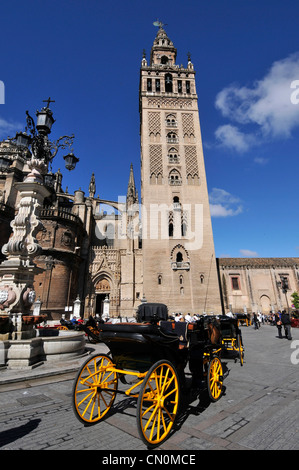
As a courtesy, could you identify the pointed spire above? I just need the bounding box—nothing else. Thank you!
[150,23,177,66]
[126,163,138,206]
[89,172,96,198]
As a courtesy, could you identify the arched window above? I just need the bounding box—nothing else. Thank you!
[158,275,162,285]
[169,223,174,237]
[168,147,179,163]
[165,114,177,127]
[165,73,173,92]
[176,252,183,263]
[167,132,178,143]
[161,55,168,65]
[169,169,181,185]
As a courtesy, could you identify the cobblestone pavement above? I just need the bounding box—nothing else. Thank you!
[0,324,298,452]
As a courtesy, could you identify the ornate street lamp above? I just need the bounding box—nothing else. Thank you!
[0,98,80,340]
[12,97,79,178]
[63,152,79,171]
[44,171,55,187]
[36,106,55,135]
[15,131,31,148]
[0,154,11,172]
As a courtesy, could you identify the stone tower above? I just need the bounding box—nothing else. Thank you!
[139,24,222,314]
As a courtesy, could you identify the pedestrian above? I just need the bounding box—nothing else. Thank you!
[275,311,283,338]
[281,310,292,340]
[185,313,192,323]
[253,312,259,330]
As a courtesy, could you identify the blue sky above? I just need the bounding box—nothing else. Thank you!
[1,0,299,258]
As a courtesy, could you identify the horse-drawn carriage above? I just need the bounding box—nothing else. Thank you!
[73,304,239,448]
[218,315,244,366]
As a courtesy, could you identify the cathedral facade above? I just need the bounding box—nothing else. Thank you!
[0,26,298,319]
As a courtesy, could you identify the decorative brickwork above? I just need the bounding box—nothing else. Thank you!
[147,97,193,108]
[184,146,199,180]
[149,144,163,178]
[148,112,161,135]
[182,113,195,135]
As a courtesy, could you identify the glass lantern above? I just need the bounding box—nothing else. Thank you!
[15,131,31,148]
[63,152,79,171]
[36,108,55,134]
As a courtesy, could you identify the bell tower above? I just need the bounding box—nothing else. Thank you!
[139,23,222,314]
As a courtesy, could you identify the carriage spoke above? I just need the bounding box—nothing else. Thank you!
[73,354,118,424]
[137,361,179,448]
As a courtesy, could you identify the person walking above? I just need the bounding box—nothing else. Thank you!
[275,311,283,338]
[281,310,292,340]
[253,312,259,330]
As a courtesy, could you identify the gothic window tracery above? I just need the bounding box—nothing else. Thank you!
[169,168,181,185]
[168,147,179,163]
[167,131,178,143]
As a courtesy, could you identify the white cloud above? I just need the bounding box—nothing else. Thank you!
[215,124,255,153]
[254,157,268,165]
[0,117,22,139]
[209,187,243,217]
[214,52,299,152]
[239,249,259,257]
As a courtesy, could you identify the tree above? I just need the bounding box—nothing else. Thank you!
[291,292,299,310]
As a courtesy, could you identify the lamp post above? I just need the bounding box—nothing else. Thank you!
[277,277,290,315]
[0,99,79,339]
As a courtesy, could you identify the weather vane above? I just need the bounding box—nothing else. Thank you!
[153,19,167,28]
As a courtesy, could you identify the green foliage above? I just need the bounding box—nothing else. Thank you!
[291,292,299,311]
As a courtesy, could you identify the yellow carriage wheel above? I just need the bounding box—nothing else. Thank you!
[237,334,244,366]
[137,360,180,448]
[57,325,68,330]
[72,354,117,425]
[207,356,223,402]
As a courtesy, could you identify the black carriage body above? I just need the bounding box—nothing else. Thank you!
[99,303,183,372]
[98,305,221,373]
[99,322,183,372]
[218,315,238,338]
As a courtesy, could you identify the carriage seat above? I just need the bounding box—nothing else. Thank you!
[136,302,169,324]
[99,322,161,335]
[160,321,189,348]
[218,316,237,338]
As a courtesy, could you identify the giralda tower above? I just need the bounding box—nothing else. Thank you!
[139,24,222,314]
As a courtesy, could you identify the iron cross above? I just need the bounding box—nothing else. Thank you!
[43,97,55,108]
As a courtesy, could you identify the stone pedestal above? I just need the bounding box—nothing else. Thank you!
[1,331,86,369]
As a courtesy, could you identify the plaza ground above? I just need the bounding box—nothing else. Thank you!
[0,323,298,451]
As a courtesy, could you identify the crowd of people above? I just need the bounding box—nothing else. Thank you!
[170,312,201,323]
[251,310,293,340]
[169,309,294,341]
